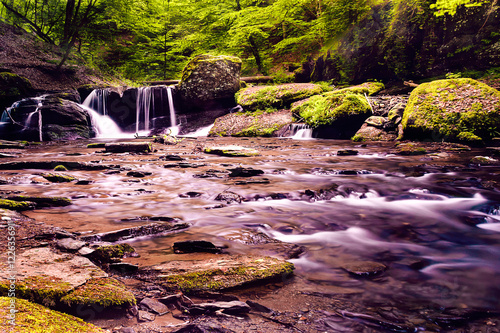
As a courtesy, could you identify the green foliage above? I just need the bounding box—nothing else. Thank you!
[430,0,486,16]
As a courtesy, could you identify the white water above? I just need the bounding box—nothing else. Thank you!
[167,86,176,128]
[83,89,109,115]
[36,103,42,141]
[287,123,313,140]
[136,86,153,133]
[183,124,214,137]
[80,104,126,138]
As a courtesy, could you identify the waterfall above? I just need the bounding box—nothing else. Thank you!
[136,87,153,134]
[167,87,176,128]
[287,123,313,140]
[80,104,124,138]
[36,102,43,141]
[83,89,109,115]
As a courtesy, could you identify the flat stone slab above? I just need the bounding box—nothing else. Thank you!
[342,261,387,277]
[0,247,107,288]
[105,142,152,153]
[139,297,169,315]
[204,145,260,157]
[150,255,294,292]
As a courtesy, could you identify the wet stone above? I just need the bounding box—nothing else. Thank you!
[56,237,86,251]
[179,191,203,198]
[342,261,387,277]
[189,301,251,315]
[126,170,152,177]
[204,145,260,157]
[109,263,139,274]
[215,190,244,204]
[162,154,185,161]
[227,167,264,177]
[246,300,273,313]
[139,297,169,315]
[173,240,222,254]
[137,310,156,322]
[337,150,359,156]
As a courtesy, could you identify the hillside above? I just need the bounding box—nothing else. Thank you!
[0,21,116,93]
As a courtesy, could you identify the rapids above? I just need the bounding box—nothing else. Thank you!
[2,136,500,331]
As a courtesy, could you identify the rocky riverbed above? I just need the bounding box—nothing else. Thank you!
[1,136,500,333]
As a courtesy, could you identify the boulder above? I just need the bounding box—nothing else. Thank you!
[351,115,400,142]
[204,145,260,157]
[0,72,34,111]
[402,78,500,143]
[331,82,385,96]
[236,83,324,111]
[178,54,242,110]
[1,94,92,141]
[291,92,372,139]
[209,109,293,137]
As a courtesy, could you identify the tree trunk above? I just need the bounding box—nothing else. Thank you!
[248,35,264,74]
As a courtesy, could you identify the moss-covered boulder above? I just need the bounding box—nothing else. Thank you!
[89,243,137,264]
[0,199,35,211]
[178,54,242,110]
[291,92,372,139]
[236,83,324,111]
[0,297,106,333]
[41,173,77,183]
[203,145,260,157]
[151,255,294,293]
[0,72,34,111]
[402,78,500,143]
[61,277,136,308]
[209,109,293,137]
[331,82,385,96]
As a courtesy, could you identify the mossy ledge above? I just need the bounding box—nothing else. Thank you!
[0,199,35,211]
[89,244,136,264]
[158,258,294,293]
[61,277,136,308]
[0,297,106,333]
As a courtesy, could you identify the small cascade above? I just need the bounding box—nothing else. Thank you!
[167,86,176,128]
[183,124,214,137]
[288,123,313,140]
[136,87,154,133]
[36,102,43,141]
[83,89,109,115]
[81,104,125,138]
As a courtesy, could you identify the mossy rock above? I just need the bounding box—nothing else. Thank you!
[209,109,293,137]
[54,165,68,171]
[86,143,106,149]
[5,196,71,208]
[41,173,76,183]
[155,255,294,292]
[330,82,385,96]
[0,276,72,308]
[402,78,500,142]
[90,244,136,263]
[178,54,242,108]
[236,83,324,111]
[204,145,260,157]
[0,199,35,211]
[61,277,136,308]
[291,92,371,128]
[0,297,106,333]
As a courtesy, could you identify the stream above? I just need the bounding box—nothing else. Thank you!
[2,136,500,332]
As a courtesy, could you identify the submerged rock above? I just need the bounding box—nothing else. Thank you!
[173,240,222,254]
[6,196,72,207]
[41,172,76,183]
[0,297,106,333]
[227,167,264,177]
[342,261,387,277]
[402,78,500,143]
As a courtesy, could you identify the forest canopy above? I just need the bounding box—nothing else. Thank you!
[0,0,492,81]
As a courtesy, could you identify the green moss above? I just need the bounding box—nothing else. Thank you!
[457,131,483,142]
[91,244,136,263]
[41,173,76,183]
[86,143,106,148]
[236,83,324,111]
[0,276,72,307]
[402,78,500,142]
[351,134,366,142]
[160,259,294,292]
[53,165,68,171]
[203,146,260,157]
[61,277,136,308]
[330,82,385,96]
[396,143,427,155]
[6,196,71,207]
[0,199,34,211]
[0,297,106,333]
[470,156,498,165]
[292,93,371,128]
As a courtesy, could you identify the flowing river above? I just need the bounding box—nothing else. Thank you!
[2,136,500,332]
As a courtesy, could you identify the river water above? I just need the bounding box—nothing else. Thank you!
[2,137,500,331]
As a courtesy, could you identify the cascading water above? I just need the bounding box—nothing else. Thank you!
[166,86,178,136]
[136,86,153,134]
[287,123,313,140]
[83,89,109,115]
